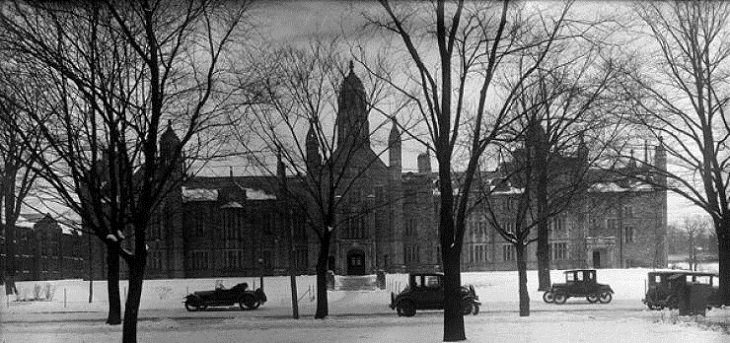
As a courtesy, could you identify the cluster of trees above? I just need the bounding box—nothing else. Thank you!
[0,1,728,342]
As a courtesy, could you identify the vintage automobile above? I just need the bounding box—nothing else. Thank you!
[542,269,614,304]
[643,270,719,310]
[389,272,480,317]
[184,281,267,311]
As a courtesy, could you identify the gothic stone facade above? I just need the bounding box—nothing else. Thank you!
[100,66,667,279]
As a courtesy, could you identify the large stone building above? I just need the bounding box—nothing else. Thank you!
[85,64,667,280]
[1,213,86,283]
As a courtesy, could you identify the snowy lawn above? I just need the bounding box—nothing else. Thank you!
[1,268,728,342]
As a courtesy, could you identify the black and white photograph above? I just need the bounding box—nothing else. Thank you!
[0,1,729,342]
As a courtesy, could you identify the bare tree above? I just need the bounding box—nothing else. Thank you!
[619,1,730,304]
[0,1,250,341]
[682,215,711,271]
[233,39,394,319]
[0,102,42,295]
[366,1,585,339]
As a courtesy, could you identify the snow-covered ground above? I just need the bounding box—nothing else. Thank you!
[1,268,727,342]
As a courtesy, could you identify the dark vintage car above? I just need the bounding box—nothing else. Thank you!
[643,270,719,310]
[184,281,267,311]
[389,272,480,317]
[542,269,614,304]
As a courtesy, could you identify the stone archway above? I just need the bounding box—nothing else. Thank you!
[346,249,366,275]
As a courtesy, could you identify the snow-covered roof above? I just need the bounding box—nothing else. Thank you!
[589,182,654,193]
[491,186,524,195]
[244,188,276,201]
[182,187,219,202]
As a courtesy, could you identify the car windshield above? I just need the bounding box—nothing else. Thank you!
[425,276,441,288]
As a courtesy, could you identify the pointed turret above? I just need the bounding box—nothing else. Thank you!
[306,120,321,171]
[160,120,181,161]
[654,136,666,187]
[389,118,402,177]
[159,120,184,177]
[628,149,637,169]
[337,61,369,149]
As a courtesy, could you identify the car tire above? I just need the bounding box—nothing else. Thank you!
[472,304,480,315]
[553,292,567,304]
[586,294,599,303]
[185,301,200,312]
[461,301,473,315]
[599,292,612,304]
[543,291,555,303]
[240,294,259,310]
[397,300,416,317]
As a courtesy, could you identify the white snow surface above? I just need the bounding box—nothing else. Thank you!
[1,268,727,342]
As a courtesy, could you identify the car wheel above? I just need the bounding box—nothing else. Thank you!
[185,301,200,312]
[599,292,612,304]
[543,291,555,303]
[553,292,567,304]
[240,294,259,310]
[472,304,480,316]
[461,301,473,315]
[586,294,599,303]
[397,301,416,317]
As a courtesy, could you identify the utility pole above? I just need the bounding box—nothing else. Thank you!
[289,207,299,319]
[277,148,298,318]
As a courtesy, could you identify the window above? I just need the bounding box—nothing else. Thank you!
[502,244,515,262]
[623,206,634,218]
[502,220,515,234]
[550,216,566,237]
[477,218,487,235]
[223,249,243,270]
[295,249,308,269]
[404,244,420,264]
[551,242,568,260]
[405,217,417,236]
[191,250,209,270]
[607,218,618,232]
[624,226,634,243]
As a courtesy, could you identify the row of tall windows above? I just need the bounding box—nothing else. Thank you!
[468,217,489,236]
[149,250,164,270]
[343,210,368,239]
[550,242,569,260]
[222,249,245,270]
[404,244,420,264]
[190,250,209,270]
[502,244,515,261]
[469,244,488,263]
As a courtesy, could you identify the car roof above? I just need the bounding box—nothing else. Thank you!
[649,270,718,277]
[563,269,596,273]
[410,272,444,277]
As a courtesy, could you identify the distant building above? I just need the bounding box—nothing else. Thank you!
[1,213,85,282]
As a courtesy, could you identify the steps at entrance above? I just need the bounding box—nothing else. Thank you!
[336,275,377,291]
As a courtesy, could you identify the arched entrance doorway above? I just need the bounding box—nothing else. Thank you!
[346,249,366,275]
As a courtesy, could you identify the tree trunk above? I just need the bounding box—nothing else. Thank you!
[717,217,730,306]
[442,245,465,341]
[3,165,17,296]
[314,231,330,319]
[88,233,93,303]
[536,138,550,291]
[106,244,122,325]
[516,242,530,317]
[122,257,145,343]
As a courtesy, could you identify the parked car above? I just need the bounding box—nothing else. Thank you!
[643,270,719,310]
[389,272,480,317]
[184,281,267,311]
[542,269,614,304]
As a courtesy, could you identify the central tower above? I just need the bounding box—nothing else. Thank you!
[337,61,370,149]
